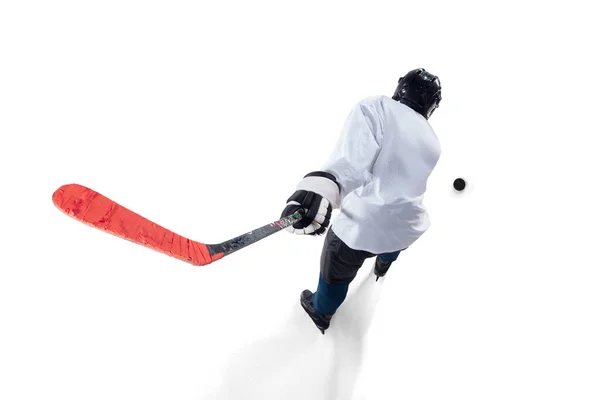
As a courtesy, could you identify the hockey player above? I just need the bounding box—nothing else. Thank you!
[281,68,443,334]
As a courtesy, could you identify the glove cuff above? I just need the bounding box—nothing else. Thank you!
[296,171,341,209]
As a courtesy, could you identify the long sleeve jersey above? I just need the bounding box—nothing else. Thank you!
[321,95,441,254]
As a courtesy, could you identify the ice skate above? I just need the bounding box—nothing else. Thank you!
[374,257,393,281]
[300,290,332,334]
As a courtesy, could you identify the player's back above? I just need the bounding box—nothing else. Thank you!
[330,95,441,253]
[372,95,441,201]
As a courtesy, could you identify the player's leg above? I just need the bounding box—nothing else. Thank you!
[300,227,374,333]
[374,249,403,281]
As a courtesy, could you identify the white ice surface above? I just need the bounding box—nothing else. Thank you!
[211,262,385,400]
[1,1,600,399]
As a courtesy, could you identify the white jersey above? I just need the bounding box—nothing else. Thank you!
[321,95,441,254]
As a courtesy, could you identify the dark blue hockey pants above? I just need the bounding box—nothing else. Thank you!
[311,227,402,317]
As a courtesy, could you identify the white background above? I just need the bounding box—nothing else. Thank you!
[1,1,599,399]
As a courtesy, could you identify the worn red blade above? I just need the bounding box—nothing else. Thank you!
[52,184,223,266]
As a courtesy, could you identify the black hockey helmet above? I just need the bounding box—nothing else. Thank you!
[392,68,442,119]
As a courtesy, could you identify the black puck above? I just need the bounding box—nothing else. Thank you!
[453,178,466,192]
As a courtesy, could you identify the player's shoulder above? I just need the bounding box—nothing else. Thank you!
[355,95,389,107]
[353,95,394,116]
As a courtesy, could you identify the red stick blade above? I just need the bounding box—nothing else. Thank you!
[52,184,221,266]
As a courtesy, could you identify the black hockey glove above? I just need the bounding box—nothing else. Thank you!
[281,171,341,235]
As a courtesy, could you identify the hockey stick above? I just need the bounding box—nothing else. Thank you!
[52,183,304,266]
